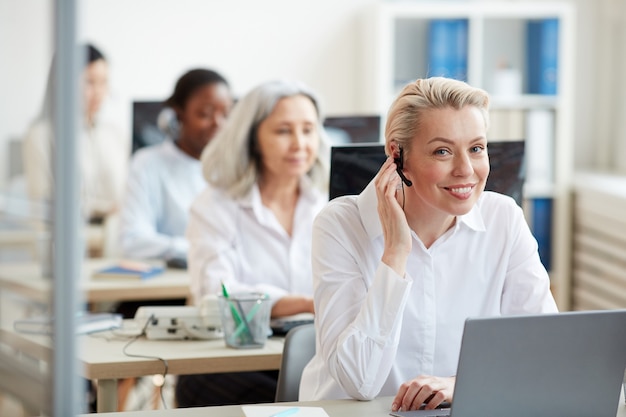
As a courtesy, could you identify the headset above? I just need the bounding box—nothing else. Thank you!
[394,147,413,187]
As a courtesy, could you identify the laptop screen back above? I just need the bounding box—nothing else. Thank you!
[450,310,626,417]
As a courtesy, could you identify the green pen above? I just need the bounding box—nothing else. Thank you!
[221,281,243,327]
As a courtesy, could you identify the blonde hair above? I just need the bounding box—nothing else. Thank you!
[201,79,330,198]
[384,77,490,155]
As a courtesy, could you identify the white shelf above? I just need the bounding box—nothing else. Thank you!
[368,1,576,310]
[574,171,626,198]
[524,182,556,199]
[490,95,558,110]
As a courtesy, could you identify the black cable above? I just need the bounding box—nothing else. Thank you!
[120,314,169,410]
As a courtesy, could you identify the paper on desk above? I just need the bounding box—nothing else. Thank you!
[241,405,329,417]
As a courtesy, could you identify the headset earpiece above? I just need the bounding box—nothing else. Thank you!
[395,147,413,187]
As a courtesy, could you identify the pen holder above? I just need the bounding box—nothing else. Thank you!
[217,293,270,349]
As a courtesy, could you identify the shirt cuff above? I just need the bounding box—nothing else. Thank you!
[165,237,189,260]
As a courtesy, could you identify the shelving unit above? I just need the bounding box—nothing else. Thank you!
[363,1,576,309]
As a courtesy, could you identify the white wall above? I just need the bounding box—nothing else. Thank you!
[0,0,377,189]
[80,0,378,145]
[0,0,53,189]
[567,0,626,173]
[1,0,625,188]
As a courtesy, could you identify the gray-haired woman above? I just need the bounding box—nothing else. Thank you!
[177,79,330,407]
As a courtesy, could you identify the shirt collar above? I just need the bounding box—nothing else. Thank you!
[357,179,487,241]
[357,179,384,241]
[238,175,321,210]
[456,195,486,232]
[164,138,201,163]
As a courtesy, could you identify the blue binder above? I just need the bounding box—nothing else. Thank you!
[427,19,468,81]
[531,197,552,271]
[526,18,559,95]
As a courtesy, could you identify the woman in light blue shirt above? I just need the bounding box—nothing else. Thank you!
[119,69,233,262]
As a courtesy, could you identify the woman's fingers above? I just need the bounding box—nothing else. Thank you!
[391,375,456,411]
[375,157,411,275]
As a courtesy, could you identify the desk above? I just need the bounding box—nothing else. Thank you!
[0,259,195,413]
[0,228,42,259]
[77,393,626,417]
[0,259,190,304]
[0,211,47,261]
[0,329,284,413]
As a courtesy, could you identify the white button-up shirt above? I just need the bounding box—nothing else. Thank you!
[186,178,327,306]
[300,180,558,401]
[23,118,129,218]
[120,140,205,260]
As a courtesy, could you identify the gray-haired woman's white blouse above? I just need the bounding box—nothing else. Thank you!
[186,177,327,307]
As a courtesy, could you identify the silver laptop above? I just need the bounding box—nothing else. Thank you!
[390,309,626,417]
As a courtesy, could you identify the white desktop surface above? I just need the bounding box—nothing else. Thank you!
[0,258,190,303]
[4,324,624,416]
[0,328,284,413]
[77,391,626,417]
[79,333,284,380]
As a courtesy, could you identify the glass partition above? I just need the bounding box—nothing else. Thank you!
[0,0,84,415]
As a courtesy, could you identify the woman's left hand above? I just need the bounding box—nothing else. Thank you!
[270,295,314,317]
[391,375,455,411]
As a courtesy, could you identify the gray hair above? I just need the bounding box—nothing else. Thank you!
[201,79,330,198]
[385,77,490,155]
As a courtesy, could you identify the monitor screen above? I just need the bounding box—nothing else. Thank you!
[329,141,526,206]
[485,140,526,206]
[323,115,381,144]
[329,143,386,200]
[133,105,382,150]
[132,101,167,153]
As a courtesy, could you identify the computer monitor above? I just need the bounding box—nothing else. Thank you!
[329,141,526,206]
[132,100,167,153]
[133,104,382,150]
[323,115,381,144]
[329,143,386,200]
[485,140,526,206]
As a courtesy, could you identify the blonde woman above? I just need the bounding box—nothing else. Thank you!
[300,77,557,410]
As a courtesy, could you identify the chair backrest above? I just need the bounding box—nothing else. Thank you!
[275,323,316,402]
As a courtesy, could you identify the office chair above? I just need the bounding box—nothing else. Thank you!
[274,323,316,402]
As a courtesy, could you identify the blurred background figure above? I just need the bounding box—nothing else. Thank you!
[119,68,233,266]
[112,69,232,412]
[177,79,330,407]
[22,43,129,223]
[21,43,130,256]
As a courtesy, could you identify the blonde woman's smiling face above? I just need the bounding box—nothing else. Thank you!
[402,105,490,219]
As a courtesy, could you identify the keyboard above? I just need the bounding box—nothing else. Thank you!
[269,313,314,336]
[389,402,452,416]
